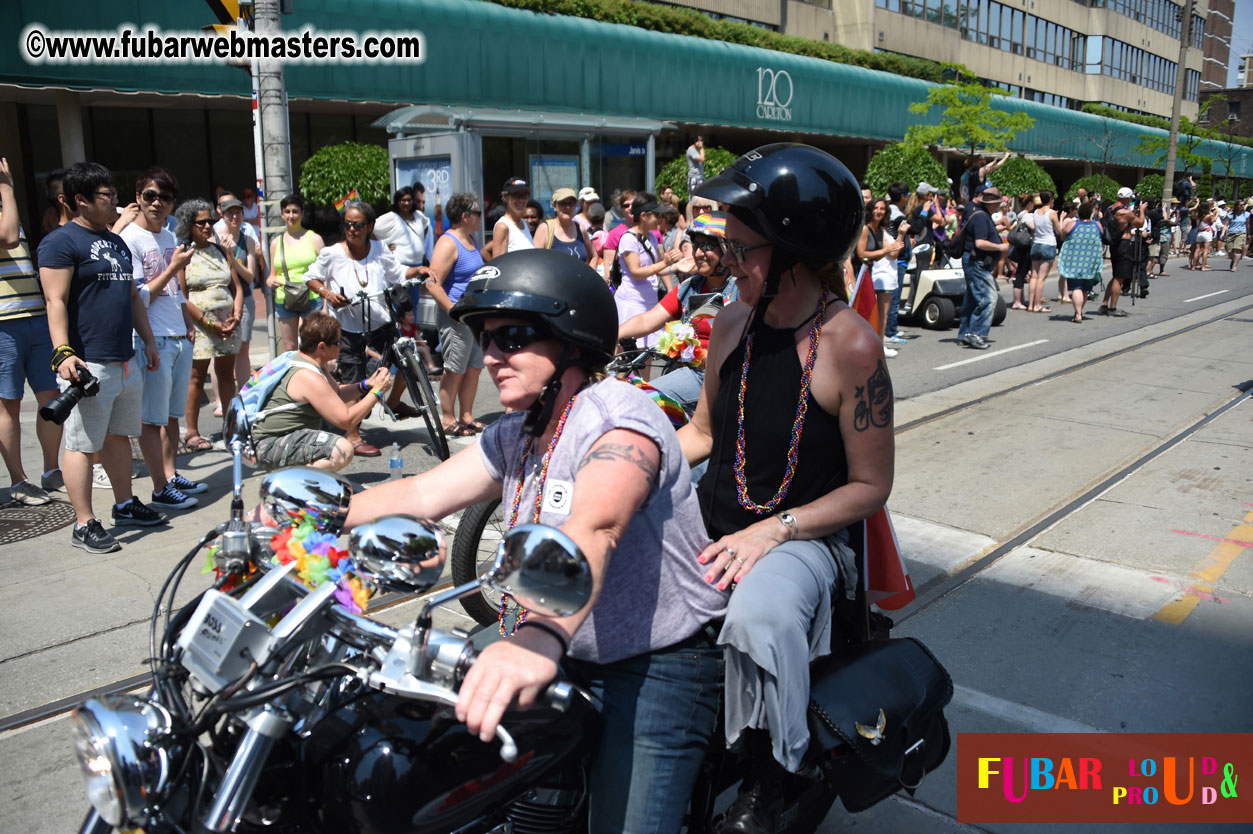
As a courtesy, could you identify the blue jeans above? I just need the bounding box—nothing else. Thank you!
[569,637,723,834]
[886,263,905,336]
[959,252,997,340]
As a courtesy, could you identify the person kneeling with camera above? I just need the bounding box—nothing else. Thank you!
[251,313,391,472]
[37,162,165,554]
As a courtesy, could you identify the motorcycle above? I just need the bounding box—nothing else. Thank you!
[72,398,946,834]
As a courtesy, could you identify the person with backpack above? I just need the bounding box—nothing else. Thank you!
[957,188,1009,350]
[248,313,391,471]
[531,187,596,266]
[1099,188,1146,316]
[613,192,683,347]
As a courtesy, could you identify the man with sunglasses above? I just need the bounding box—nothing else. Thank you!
[119,167,204,510]
[38,162,166,554]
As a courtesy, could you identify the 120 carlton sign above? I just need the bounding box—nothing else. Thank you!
[756,67,793,122]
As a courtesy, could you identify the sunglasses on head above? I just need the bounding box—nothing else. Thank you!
[718,237,771,264]
[344,220,367,230]
[477,323,549,354]
[141,189,174,204]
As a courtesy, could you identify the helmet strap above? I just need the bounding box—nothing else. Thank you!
[760,250,800,303]
[523,345,575,438]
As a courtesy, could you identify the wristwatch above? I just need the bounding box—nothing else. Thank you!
[776,512,799,541]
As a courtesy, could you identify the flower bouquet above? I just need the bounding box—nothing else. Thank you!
[655,321,706,369]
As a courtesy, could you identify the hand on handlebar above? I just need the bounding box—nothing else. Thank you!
[456,633,560,743]
[324,290,349,308]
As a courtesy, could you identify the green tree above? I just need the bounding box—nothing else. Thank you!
[906,65,1035,155]
[1135,174,1164,201]
[863,142,947,197]
[1064,174,1122,202]
[655,146,738,201]
[1133,95,1218,174]
[988,157,1055,197]
[299,142,390,207]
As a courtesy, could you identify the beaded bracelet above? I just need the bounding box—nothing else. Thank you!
[517,621,569,655]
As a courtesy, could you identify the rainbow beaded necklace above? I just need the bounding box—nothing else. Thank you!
[497,390,581,636]
[733,291,828,514]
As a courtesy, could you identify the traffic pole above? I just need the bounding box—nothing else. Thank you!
[254,0,293,359]
[1162,0,1196,207]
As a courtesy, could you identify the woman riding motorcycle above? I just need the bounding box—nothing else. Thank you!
[345,248,728,834]
[618,211,738,414]
[678,144,895,834]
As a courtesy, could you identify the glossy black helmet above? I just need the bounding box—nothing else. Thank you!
[450,249,618,366]
[695,143,863,266]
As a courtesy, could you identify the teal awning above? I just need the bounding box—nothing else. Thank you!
[5,0,1250,176]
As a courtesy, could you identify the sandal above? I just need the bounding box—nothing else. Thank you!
[443,421,476,437]
[1031,306,1052,313]
[1070,316,1083,323]
[184,433,213,452]
[461,420,487,434]
[1011,303,1028,310]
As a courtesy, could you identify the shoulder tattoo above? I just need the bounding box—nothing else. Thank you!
[853,360,893,432]
[577,441,659,482]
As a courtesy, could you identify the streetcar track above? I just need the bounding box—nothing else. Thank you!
[4,301,1251,734]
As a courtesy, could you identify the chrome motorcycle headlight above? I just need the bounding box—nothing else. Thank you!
[71,696,173,827]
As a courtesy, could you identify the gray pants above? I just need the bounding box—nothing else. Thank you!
[719,534,855,772]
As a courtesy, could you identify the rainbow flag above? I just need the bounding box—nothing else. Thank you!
[334,188,360,212]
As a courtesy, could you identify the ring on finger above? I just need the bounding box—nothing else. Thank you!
[734,556,745,568]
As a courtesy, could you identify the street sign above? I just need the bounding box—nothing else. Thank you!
[203,0,242,26]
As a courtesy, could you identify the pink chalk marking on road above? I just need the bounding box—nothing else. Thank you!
[1170,529,1253,548]
[1148,576,1231,604]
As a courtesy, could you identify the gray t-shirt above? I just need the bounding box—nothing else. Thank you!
[479,377,727,664]
[686,145,705,183]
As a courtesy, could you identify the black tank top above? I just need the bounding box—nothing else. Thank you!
[697,307,848,539]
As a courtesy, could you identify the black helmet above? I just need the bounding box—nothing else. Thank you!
[695,143,863,266]
[450,249,618,366]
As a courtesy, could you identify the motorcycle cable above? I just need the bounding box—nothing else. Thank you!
[191,663,362,725]
[149,543,204,684]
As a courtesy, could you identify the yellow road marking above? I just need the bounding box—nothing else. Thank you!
[1152,514,1253,624]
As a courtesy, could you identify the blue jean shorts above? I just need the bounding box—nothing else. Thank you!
[0,315,57,400]
[274,292,323,319]
[137,335,194,425]
[1030,243,1057,263]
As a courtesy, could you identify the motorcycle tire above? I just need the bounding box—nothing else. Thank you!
[451,497,508,625]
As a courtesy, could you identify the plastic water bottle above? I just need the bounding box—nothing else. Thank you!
[388,443,403,480]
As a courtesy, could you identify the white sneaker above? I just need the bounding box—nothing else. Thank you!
[883,347,899,358]
[92,464,111,490]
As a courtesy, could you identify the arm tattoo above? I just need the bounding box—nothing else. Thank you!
[577,442,659,482]
[853,360,893,432]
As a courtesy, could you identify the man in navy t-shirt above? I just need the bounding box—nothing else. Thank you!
[956,188,1009,350]
[38,162,165,554]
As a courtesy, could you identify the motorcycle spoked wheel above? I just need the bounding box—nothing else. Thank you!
[450,497,513,625]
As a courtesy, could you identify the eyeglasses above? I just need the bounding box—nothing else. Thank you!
[344,220,367,230]
[191,218,213,227]
[141,190,175,204]
[477,324,549,354]
[718,237,771,264]
[95,189,118,201]
[555,199,578,209]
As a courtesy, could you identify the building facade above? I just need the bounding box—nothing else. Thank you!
[666,0,1223,119]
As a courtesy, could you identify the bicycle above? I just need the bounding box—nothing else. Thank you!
[341,280,450,461]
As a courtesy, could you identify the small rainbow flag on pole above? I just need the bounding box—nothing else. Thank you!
[334,188,360,212]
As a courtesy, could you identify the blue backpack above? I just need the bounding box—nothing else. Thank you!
[238,351,324,427]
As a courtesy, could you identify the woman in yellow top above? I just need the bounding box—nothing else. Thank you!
[266,193,325,351]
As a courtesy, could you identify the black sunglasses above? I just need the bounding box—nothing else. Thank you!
[477,324,549,354]
[191,218,213,226]
[718,237,771,264]
[323,339,341,347]
[691,237,721,253]
[141,189,175,204]
[344,220,368,230]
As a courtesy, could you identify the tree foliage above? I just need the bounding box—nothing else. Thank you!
[864,143,947,198]
[988,157,1055,197]
[1064,174,1122,202]
[656,146,738,201]
[906,65,1034,155]
[481,0,947,84]
[1135,174,1164,201]
[299,142,390,207]
[1133,95,1218,173]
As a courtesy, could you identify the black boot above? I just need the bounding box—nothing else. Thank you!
[716,730,786,834]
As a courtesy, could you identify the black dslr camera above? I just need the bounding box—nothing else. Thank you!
[39,368,99,425]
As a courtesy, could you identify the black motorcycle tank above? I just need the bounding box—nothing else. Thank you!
[301,690,600,834]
